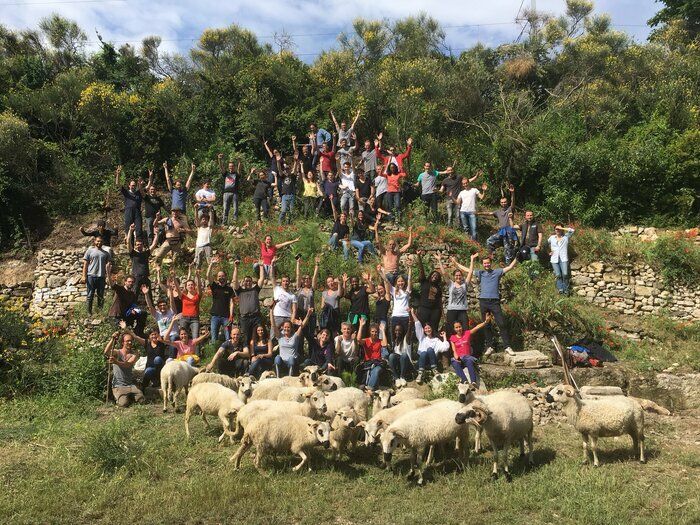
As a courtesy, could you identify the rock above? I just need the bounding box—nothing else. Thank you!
[47,276,66,288]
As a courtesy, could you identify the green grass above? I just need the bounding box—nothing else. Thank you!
[0,396,698,525]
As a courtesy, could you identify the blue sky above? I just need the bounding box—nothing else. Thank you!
[3,0,661,61]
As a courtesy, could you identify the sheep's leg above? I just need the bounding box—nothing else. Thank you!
[473,426,482,453]
[425,445,434,467]
[184,403,193,438]
[217,413,231,444]
[581,433,590,465]
[503,442,512,482]
[589,435,600,467]
[526,429,534,466]
[416,447,426,486]
[162,385,169,412]
[636,432,646,464]
[292,450,308,472]
[230,436,252,470]
[407,448,418,479]
[519,438,525,457]
[490,442,499,480]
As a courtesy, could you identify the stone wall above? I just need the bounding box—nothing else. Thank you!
[571,260,700,320]
[31,249,85,320]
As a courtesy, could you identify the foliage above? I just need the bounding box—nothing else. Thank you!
[82,417,151,477]
[643,232,700,286]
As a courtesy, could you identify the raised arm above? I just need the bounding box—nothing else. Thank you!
[312,255,320,290]
[142,284,157,318]
[503,256,518,274]
[508,183,515,211]
[163,161,172,191]
[295,307,314,337]
[269,300,280,338]
[356,317,366,342]
[275,237,301,250]
[330,110,340,133]
[470,312,493,335]
[350,109,361,129]
[399,226,413,253]
[126,224,135,252]
[185,163,196,190]
[295,255,302,289]
[192,328,211,346]
[119,320,145,346]
[114,165,122,187]
[104,331,119,357]
[263,139,273,159]
[469,168,482,184]
[217,153,225,175]
[162,315,181,344]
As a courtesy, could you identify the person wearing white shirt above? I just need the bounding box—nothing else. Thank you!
[548,224,575,295]
[195,180,217,220]
[339,162,357,218]
[271,264,297,328]
[411,309,450,384]
[194,213,213,269]
[453,176,486,241]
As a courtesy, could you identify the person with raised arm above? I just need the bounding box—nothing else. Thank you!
[450,313,493,386]
[206,259,235,345]
[126,223,158,301]
[119,321,167,389]
[438,252,478,339]
[172,266,202,340]
[162,315,210,366]
[292,134,314,178]
[144,168,165,246]
[453,173,487,241]
[250,231,300,282]
[115,165,145,242]
[415,249,443,333]
[163,160,195,227]
[411,308,450,384]
[104,329,144,407]
[320,273,344,337]
[142,283,176,341]
[358,317,387,395]
[548,223,576,295]
[270,300,313,377]
[80,219,118,253]
[439,166,479,228]
[193,209,215,270]
[106,263,147,338]
[153,208,188,266]
[378,261,412,338]
[345,270,376,338]
[217,153,242,224]
[270,259,297,333]
[375,134,412,175]
[330,108,361,146]
[375,225,413,286]
[483,183,518,264]
[232,255,265,347]
[295,255,320,357]
[194,179,217,221]
[414,161,451,221]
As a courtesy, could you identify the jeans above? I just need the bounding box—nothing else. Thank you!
[278,194,295,225]
[417,349,437,371]
[145,216,156,245]
[420,193,438,219]
[365,363,384,390]
[303,196,318,218]
[486,229,519,264]
[223,192,239,223]
[388,353,413,380]
[388,192,401,219]
[253,197,269,219]
[340,191,355,215]
[452,355,480,386]
[445,199,459,227]
[329,233,349,259]
[252,263,272,280]
[143,356,164,388]
[275,355,300,377]
[179,315,200,340]
[317,195,338,217]
[460,211,477,240]
[124,207,142,239]
[350,240,375,263]
[210,315,230,344]
[552,260,570,293]
[86,275,106,315]
[416,306,441,332]
[240,312,262,348]
[248,356,274,378]
[479,298,511,349]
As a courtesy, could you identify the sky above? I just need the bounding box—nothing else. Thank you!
[1,0,662,61]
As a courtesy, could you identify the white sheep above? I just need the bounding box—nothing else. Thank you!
[325,387,370,421]
[230,414,331,473]
[280,371,315,387]
[390,387,424,405]
[234,390,328,438]
[259,370,277,380]
[380,400,469,485]
[318,374,345,390]
[371,389,393,414]
[546,384,646,467]
[190,373,256,404]
[329,407,359,458]
[277,386,320,402]
[160,360,199,412]
[184,382,244,444]
[455,391,534,481]
[456,382,491,453]
[361,398,431,445]
[249,378,288,401]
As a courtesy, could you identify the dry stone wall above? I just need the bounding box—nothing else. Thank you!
[31,249,85,320]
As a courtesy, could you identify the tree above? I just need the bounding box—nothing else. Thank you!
[649,0,700,38]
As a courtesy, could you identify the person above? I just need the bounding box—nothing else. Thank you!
[548,224,575,295]
[343,271,375,338]
[484,184,518,264]
[438,252,478,340]
[81,219,118,252]
[120,322,167,389]
[330,109,361,146]
[415,250,443,332]
[81,236,111,316]
[232,259,265,349]
[379,263,412,338]
[250,233,300,281]
[194,180,217,222]
[144,170,165,246]
[337,137,356,175]
[246,324,274,378]
[270,262,297,331]
[143,284,177,341]
[385,164,407,223]
[217,154,242,224]
[303,328,334,374]
[302,168,320,218]
[338,161,356,218]
[334,322,358,376]
[248,169,271,221]
[317,170,340,217]
[104,330,144,407]
[206,261,235,344]
[439,166,463,228]
[450,314,492,386]
[354,169,374,213]
[115,165,145,240]
[320,274,344,337]
[357,318,387,394]
[473,255,518,357]
[411,308,450,384]
[205,325,249,376]
[414,161,450,220]
[294,255,319,353]
[386,321,412,388]
[316,134,337,177]
[349,211,376,263]
[126,224,157,298]
[275,161,297,225]
[375,133,412,175]
[292,135,314,178]
[520,210,544,263]
[154,209,188,266]
[375,225,413,286]
[173,269,202,340]
[163,161,195,224]
[107,264,147,338]
[309,122,332,169]
[373,162,389,213]
[454,175,487,241]
[162,316,210,366]
[193,212,214,269]
[361,137,379,193]
[363,194,391,225]
[328,212,350,259]
[270,300,313,377]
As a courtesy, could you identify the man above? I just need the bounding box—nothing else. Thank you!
[194,179,217,222]
[439,166,462,228]
[331,109,361,146]
[483,184,518,264]
[375,133,412,175]
[143,285,177,341]
[107,264,147,338]
[194,212,214,269]
[337,136,356,170]
[317,170,339,218]
[414,161,450,220]
[548,224,576,295]
[275,164,297,225]
[207,261,235,344]
[115,165,144,240]
[473,255,518,357]
[292,135,314,177]
[126,224,157,299]
[343,272,376,338]
[454,176,487,241]
[334,322,359,376]
[217,153,242,224]
[164,161,195,224]
[104,330,144,407]
[315,134,336,176]
[81,236,111,316]
[520,210,544,263]
[338,161,356,218]
[232,258,265,346]
[374,225,413,286]
[154,209,188,266]
[205,326,250,377]
[309,122,332,169]
[81,219,117,252]
[354,169,374,213]
[144,172,165,246]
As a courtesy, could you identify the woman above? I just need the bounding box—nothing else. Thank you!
[247,324,274,378]
[450,313,492,386]
[349,210,376,263]
[385,164,406,223]
[411,308,450,384]
[415,250,443,332]
[328,212,350,259]
[303,328,335,374]
[373,281,390,335]
[270,300,314,377]
[548,224,575,295]
[174,269,202,339]
[251,233,300,281]
[334,322,358,376]
[119,322,167,389]
[357,317,388,394]
[386,322,413,388]
[248,169,271,221]
[379,263,412,338]
[302,170,320,218]
[320,274,344,337]
[163,315,210,366]
[438,252,478,340]
[295,255,319,357]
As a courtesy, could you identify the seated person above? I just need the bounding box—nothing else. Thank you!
[205,326,249,376]
[104,330,144,407]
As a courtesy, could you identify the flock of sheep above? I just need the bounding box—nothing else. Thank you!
[159,360,647,484]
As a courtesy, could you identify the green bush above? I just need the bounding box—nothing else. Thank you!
[83,417,150,477]
[644,233,700,287]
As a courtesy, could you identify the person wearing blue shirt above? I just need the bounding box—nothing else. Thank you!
[163,160,195,227]
[309,122,332,169]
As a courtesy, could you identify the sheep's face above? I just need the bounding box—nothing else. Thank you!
[455,408,475,425]
[312,421,331,446]
[315,375,338,392]
[376,390,392,409]
[380,430,400,462]
[457,382,477,404]
[335,408,357,429]
[304,365,320,382]
[309,391,327,413]
[259,371,276,381]
[364,420,384,445]
[237,376,256,399]
[546,384,574,403]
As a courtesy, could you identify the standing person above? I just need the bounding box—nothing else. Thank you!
[80,219,118,252]
[337,137,356,172]
[315,133,336,177]
[372,166,388,214]
[164,161,196,225]
[194,180,217,221]
[473,255,518,357]
[379,263,412,338]
[317,170,340,218]
[439,166,462,228]
[338,161,357,218]
[263,140,285,208]
[373,280,390,335]
[386,321,413,388]
[144,170,165,246]
[162,316,210,366]
[292,135,314,177]
[126,224,157,303]
[328,212,350,259]
[414,161,450,220]
[354,169,374,213]
[450,314,493,386]
[548,224,575,295]
[375,226,413,286]
[205,326,249,377]
[115,165,144,241]
[375,134,412,175]
[385,164,407,224]
[483,184,518,264]
[302,169,320,218]
[349,211,376,264]
[120,322,167,389]
[437,253,478,339]
[344,271,376,338]
[330,109,361,146]
[173,269,202,341]
[81,236,111,316]
[106,264,147,338]
[103,330,144,407]
[232,258,265,348]
[357,318,387,394]
[206,261,235,345]
[361,138,379,196]
[454,175,487,241]
[270,301,313,377]
[294,255,320,358]
[320,274,344,337]
[217,153,242,224]
[247,169,271,222]
[415,250,443,332]
[275,162,297,225]
[309,122,332,169]
[153,209,187,266]
[245,324,274,378]
[193,212,214,270]
[270,261,297,332]
[411,309,450,384]
[250,233,300,281]
[520,210,544,263]
[334,322,358,376]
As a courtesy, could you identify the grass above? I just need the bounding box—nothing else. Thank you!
[0,396,699,525]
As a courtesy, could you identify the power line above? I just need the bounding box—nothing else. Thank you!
[0,0,124,5]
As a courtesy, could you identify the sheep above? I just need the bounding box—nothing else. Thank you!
[455,391,534,481]
[318,374,345,390]
[184,382,244,444]
[456,382,492,453]
[190,373,256,404]
[259,370,277,381]
[380,400,469,485]
[160,361,199,412]
[390,387,424,405]
[249,378,288,401]
[371,389,393,414]
[329,407,359,458]
[277,386,320,402]
[325,387,370,421]
[361,398,431,445]
[230,414,331,473]
[546,384,646,467]
[280,371,316,387]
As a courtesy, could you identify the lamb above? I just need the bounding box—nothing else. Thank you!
[184,382,244,444]
[190,373,256,404]
[234,390,328,438]
[361,398,431,445]
[546,384,646,467]
[329,407,359,458]
[325,387,370,421]
[380,400,469,485]
[160,360,199,412]
[455,391,534,481]
[230,414,331,473]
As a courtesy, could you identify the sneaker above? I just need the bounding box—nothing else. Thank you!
[505,347,516,356]
[416,371,424,385]
[483,347,494,358]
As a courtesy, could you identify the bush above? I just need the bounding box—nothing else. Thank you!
[644,233,700,287]
[83,417,150,477]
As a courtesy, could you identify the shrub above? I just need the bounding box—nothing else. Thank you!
[644,234,700,287]
[83,417,150,477]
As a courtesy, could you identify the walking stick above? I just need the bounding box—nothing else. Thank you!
[551,335,579,393]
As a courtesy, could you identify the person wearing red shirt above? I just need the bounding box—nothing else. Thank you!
[357,318,387,394]
[250,232,300,281]
[173,269,202,340]
[450,313,492,386]
[315,133,337,175]
[375,134,412,174]
[384,164,407,223]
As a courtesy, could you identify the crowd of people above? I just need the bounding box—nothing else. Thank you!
[81,113,575,407]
